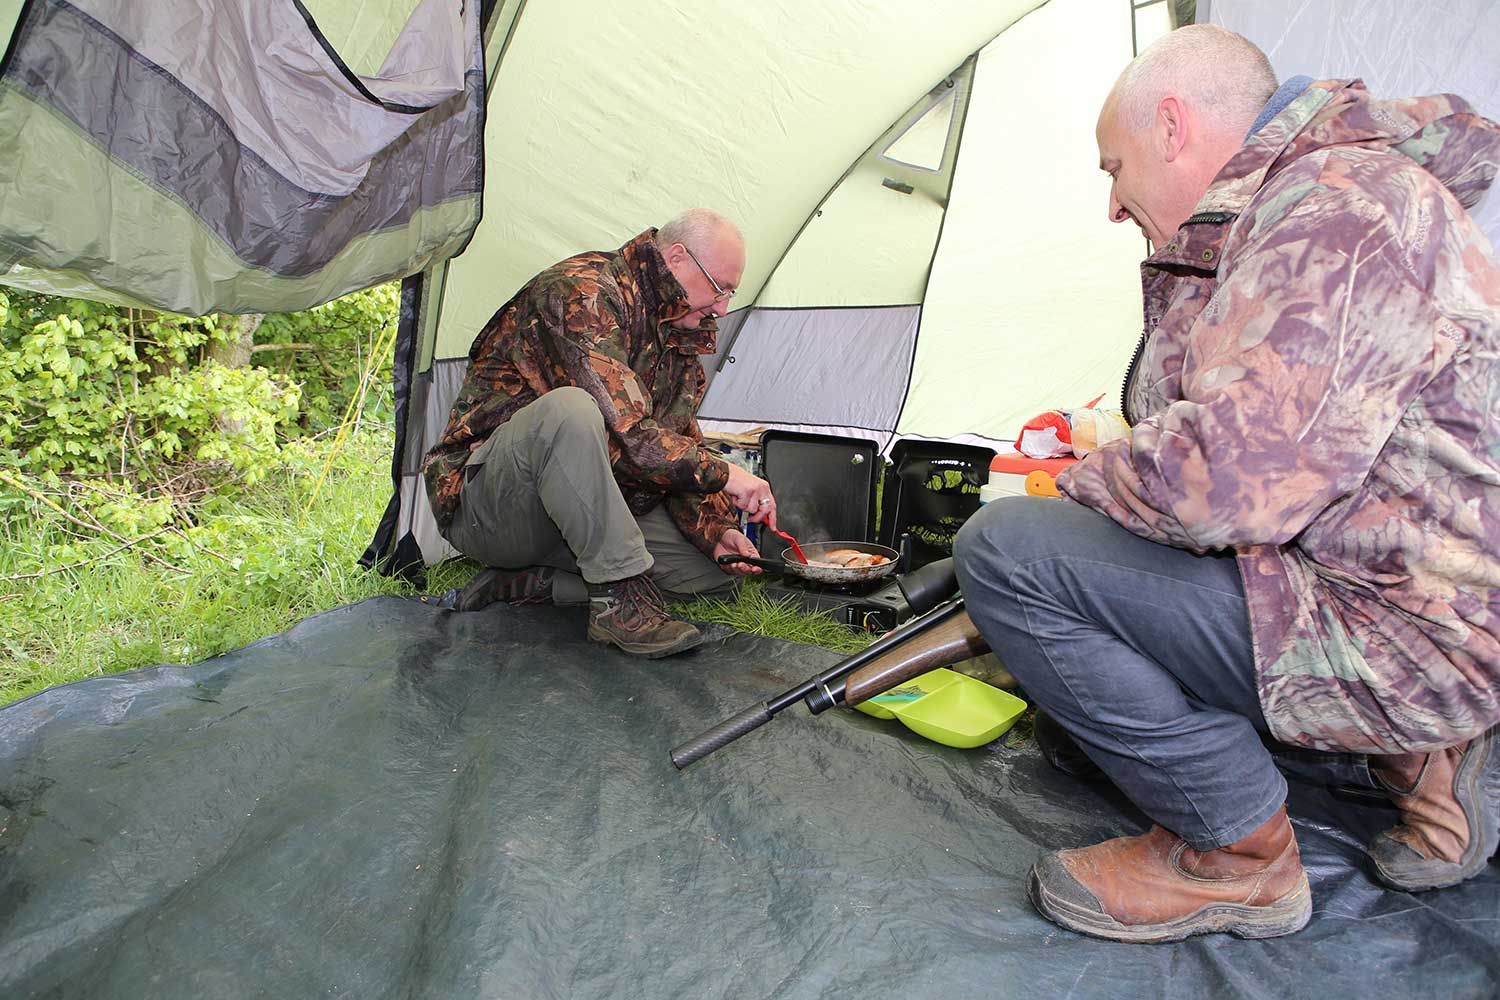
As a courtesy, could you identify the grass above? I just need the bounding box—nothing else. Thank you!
[0,429,461,705]
[0,430,871,707]
[673,577,875,655]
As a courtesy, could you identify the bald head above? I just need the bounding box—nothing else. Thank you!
[1105,25,1277,141]
[656,208,743,257]
[655,208,746,330]
[1095,26,1277,247]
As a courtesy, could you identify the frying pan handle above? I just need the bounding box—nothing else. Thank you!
[717,554,783,572]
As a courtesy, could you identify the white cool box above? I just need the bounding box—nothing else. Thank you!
[978,453,1077,504]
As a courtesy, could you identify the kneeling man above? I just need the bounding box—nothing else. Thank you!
[423,209,775,658]
[955,26,1500,941]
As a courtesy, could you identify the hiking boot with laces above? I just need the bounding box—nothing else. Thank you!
[1367,725,1500,892]
[587,574,703,658]
[450,566,555,612]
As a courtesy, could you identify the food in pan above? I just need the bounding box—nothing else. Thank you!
[807,549,891,569]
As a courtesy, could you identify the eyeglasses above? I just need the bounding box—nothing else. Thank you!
[680,244,735,304]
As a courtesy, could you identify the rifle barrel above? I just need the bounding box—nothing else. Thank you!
[670,598,968,769]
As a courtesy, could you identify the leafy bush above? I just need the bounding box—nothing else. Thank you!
[0,292,300,483]
[0,281,399,484]
[258,282,399,431]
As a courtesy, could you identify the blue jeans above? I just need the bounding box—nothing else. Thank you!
[953,496,1287,850]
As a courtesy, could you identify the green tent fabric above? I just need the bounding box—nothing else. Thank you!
[3,598,1498,998]
[0,0,484,314]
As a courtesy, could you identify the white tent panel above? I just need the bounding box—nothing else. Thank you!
[885,89,958,170]
[0,0,21,56]
[302,0,430,78]
[432,0,1046,360]
[896,0,1151,442]
[1134,0,1174,51]
[754,163,945,308]
[1209,0,1500,253]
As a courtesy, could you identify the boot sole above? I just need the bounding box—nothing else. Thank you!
[1370,728,1500,892]
[1027,868,1313,944]
[587,625,706,659]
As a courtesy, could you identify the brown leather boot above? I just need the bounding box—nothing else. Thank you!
[587,574,704,658]
[450,566,555,611]
[1367,725,1499,892]
[1028,805,1311,942]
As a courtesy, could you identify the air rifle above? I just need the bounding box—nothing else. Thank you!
[670,559,990,769]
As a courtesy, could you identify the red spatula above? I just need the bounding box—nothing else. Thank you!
[767,525,809,564]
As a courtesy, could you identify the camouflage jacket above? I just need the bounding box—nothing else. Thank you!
[1059,80,1500,753]
[422,230,737,556]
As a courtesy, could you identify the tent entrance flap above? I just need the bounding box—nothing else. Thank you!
[0,0,485,315]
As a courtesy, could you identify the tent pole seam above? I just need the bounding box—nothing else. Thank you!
[886,51,979,444]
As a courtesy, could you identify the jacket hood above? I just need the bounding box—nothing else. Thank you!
[1196,79,1500,218]
[1274,79,1500,209]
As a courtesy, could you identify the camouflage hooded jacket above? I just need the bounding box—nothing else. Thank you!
[1059,80,1500,753]
[422,230,737,555]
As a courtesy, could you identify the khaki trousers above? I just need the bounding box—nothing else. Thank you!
[443,387,735,601]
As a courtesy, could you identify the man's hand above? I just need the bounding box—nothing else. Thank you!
[722,462,779,529]
[713,528,763,576]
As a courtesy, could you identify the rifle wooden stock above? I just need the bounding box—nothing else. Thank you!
[841,610,988,706]
[672,598,973,767]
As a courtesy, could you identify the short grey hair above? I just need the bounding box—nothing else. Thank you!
[1111,25,1277,138]
[656,208,741,252]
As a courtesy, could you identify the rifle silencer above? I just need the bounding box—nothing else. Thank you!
[670,702,775,768]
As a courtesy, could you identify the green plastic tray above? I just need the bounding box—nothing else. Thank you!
[854,667,1027,748]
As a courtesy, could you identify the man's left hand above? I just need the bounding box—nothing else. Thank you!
[713,528,763,575]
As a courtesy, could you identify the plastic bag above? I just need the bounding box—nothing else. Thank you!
[1014,407,1130,459]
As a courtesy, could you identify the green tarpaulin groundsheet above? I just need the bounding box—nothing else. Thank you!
[2,597,1497,998]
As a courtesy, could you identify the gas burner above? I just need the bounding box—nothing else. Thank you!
[774,573,888,598]
[760,576,913,634]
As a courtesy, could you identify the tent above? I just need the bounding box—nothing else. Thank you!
[3,2,1500,995]
[368,0,1169,569]
[5,1,1497,571]
[364,0,1500,570]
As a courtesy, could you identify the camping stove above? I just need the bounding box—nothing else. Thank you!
[761,575,912,634]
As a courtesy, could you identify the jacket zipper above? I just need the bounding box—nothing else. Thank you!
[1120,331,1146,426]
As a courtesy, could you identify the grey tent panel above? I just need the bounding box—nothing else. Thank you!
[401,357,467,476]
[701,308,748,391]
[698,306,920,432]
[2,598,1497,997]
[395,357,467,562]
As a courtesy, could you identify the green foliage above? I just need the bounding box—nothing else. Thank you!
[0,291,301,482]
[258,282,399,431]
[673,579,873,654]
[0,280,409,702]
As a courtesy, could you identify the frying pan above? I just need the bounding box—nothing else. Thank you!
[717,540,901,586]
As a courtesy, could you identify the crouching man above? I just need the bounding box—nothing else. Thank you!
[955,25,1500,941]
[422,209,775,658]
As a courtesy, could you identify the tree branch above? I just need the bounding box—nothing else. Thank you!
[0,471,190,574]
[0,527,178,582]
